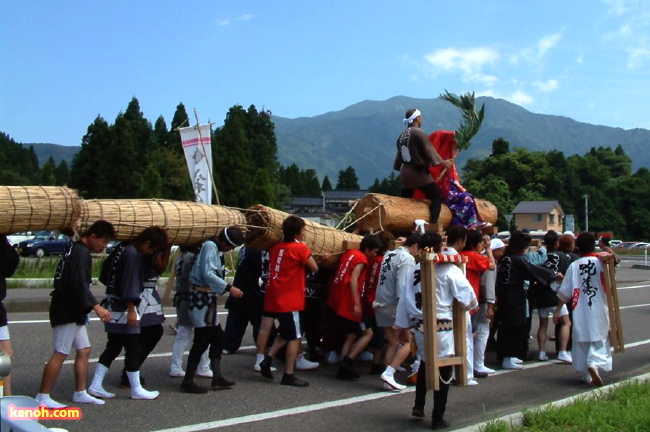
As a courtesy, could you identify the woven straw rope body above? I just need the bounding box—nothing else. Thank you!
[245,204,362,269]
[354,193,497,234]
[78,199,245,246]
[0,186,81,234]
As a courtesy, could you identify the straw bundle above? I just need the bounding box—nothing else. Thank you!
[0,186,81,234]
[245,204,362,269]
[354,193,498,234]
[78,199,246,246]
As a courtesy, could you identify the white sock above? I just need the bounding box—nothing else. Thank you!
[72,390,105,405]
[88,363,116,398]
[384,366,395,376]
[256,354,265,364]
[35,393,67,409]
[127,370,159,400]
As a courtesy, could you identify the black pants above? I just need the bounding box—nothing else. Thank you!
[414,361,453,422]
[137,324,163,368]
[98,332,142,372]
[188,324,224,364]
[223,302,263,353]
[497,324,528,360]
[401,182,443,223]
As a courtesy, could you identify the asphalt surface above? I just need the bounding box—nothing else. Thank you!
[3,259,650,432]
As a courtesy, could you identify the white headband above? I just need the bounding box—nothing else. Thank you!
[223,227,238,247]
[403,109,421,126]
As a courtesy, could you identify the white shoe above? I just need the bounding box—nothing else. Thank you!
[537,352,548,361]
[467,379,479,386]
[197,369,213,378]
[169,370,185,378]
[222,349,234,355]
[72,390,105,405]
[87,386,116,399]
[502,358,524,370]
[380,371,406,390]
[295,355,319,370]
[326,351,340,364]
[35,393,67,409]
[396,365,406,372]
[513,358,524,364]
[583,372,593,384]
[474,366,495,374]
[382,382,402,392]
[254,362,278,372]
[557,351,573,363]
[358,351,373,362]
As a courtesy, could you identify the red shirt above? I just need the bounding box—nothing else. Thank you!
[264,241,312,313]
[327,250,368,322]
[460,250,491,304]
[362,254,384,316]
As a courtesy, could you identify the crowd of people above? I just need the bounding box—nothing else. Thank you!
[0,216,619,430]
[0,106,618,429]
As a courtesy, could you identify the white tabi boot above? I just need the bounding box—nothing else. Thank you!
[128,370,159,400]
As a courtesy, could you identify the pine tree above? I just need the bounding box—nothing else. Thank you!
[54,160,69,186]
[336,166,360,190]
[69,116,112,197]
[321,175,333,191]
[40,156,57,185]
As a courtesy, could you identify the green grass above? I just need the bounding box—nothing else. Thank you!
[481,380,650,432]
[7,249,239,288]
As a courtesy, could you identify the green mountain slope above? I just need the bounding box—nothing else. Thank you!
[23,96,649,188]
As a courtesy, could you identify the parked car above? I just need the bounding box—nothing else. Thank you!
[628,242,650,250]
[17,231,70,258]
[6,231,37,248]
[609,240,622,248]
[617,241,638,249]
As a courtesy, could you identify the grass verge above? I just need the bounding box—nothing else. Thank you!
[481,380,650,431]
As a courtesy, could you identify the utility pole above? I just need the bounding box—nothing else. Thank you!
[583,194,589,232]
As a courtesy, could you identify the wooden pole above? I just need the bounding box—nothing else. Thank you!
[193,109,220,206]
[162,248,181,304]
[600,255,624,353]
[420,249,440,390]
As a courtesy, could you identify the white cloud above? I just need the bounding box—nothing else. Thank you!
[533,79,559,92]
[509,91,534,106]
[236,14,255,22]
[424,47,500,85]
[521,33,562,62]
[216,13,255,26]
[627,47,650,68]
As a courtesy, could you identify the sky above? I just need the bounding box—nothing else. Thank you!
[1,0,649,147]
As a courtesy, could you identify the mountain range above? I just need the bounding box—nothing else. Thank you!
[23,96,650,188]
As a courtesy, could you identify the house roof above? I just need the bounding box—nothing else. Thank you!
[323,190,368,200]
[512,200,564,215]
[292,197,323,206]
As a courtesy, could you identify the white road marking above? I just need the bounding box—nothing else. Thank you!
[145,338,650,432]
[620,303,650,310]
[8,312,228,325]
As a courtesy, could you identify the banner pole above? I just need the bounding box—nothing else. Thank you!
[194,108,220,205]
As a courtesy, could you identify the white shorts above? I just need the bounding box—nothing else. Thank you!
[374,304,398,328]
[0,325,9,341]
[53,323,91,355]
[537,304,568,318]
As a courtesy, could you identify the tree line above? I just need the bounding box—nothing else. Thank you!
[0,98,361,210]
[2,97,648,240]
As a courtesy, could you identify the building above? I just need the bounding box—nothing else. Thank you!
[286,190,368,228]
[511,200,564,232]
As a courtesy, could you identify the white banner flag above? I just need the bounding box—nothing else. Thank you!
[178,124,213,204]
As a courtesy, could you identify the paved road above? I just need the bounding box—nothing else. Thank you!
[4,260,650,432]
